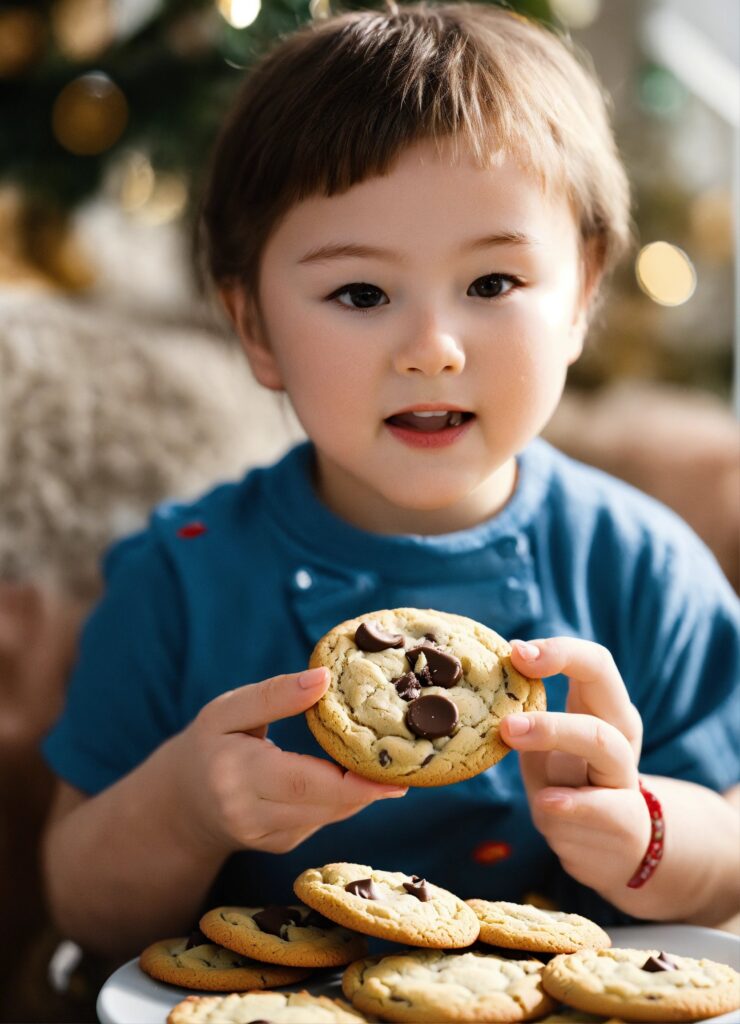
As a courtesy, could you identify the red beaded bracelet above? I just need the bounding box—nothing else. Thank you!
[627,780,665,889]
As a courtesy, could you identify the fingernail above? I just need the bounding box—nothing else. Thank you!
[512,640,540,661]
[382,788,408,799]
[298,668,328,689]
[505,714,532,736]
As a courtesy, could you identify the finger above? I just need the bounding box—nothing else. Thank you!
[510,637,642,756]
[532,786,651,861]
[253,796,382,835]
[500,712,639,789]
[518,749,589,794]
[534,785,647,823]
[251,740,408,805]
[201,668,331,734]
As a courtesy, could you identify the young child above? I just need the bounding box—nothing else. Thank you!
[0,292,295,1018]
[41,3,739,962]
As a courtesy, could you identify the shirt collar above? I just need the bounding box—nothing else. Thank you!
[262,441,553,646]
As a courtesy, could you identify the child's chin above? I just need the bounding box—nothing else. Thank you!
[382,481,472,512]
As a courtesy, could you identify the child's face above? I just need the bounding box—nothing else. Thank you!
[235,138,591,534]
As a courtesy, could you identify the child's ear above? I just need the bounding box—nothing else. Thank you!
[218,283,284,392]
[567,237,604,365]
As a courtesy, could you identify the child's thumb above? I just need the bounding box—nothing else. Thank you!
[202,667,330,734]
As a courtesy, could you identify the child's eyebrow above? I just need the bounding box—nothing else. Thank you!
[296,231,538,267]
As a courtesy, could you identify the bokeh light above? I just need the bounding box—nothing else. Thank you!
[550,0,601,30]
[52,73,128,155]
[635,241,697,306]
[51,0,112,62]
[217,0,261,29]
[0,8,47,77]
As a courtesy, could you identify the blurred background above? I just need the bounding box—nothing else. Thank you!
[0,0,738,1020]
[0,0,737,560]
[1,0,737,396]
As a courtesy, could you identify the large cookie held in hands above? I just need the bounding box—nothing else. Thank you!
[305,607,545,786]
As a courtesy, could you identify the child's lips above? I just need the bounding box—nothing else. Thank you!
[384,412,476,448]
[384,410,474,432]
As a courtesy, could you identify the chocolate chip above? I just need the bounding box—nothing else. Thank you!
[302,909,332,929]
[405,694,459,739]
[502,665,509,687]
[393,671,421,701]
[345,878,381,900]
[379,749,392,767]
[252,905,301,937]
[642,953,678,972]
[403,875,432,902]
[506,691,519,700]
[185,929,208,949]
[355,621,404,652]
[407,646,462,687]
[423,633,437,642]
[422,753,434,766]
[416,663,433,687]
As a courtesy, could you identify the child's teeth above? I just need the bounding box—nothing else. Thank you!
[448,412,463,426]
[413,411,448,417]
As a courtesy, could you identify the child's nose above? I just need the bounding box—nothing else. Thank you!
[392,314,466,376]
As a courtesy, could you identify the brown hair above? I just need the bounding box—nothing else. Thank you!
[198,2,632,311]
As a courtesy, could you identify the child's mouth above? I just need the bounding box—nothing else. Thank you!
[384,410,476,448]
[384,410,474,432]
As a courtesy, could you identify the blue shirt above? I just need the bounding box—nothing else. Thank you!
[43,439,740,924]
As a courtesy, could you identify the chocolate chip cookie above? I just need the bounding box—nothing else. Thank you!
[199,903,367,967]
[541,947,740,1022]
[342,949,556,1022]
[305,608,545,786]
[138,933,311,991]
[167,990,368,1024]
[467,899,611,954]
[293,862,480,948]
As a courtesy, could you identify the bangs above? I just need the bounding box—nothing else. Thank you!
[200,4,631,294]
[279,14,562,200]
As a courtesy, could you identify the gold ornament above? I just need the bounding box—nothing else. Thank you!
[52,72,128,156]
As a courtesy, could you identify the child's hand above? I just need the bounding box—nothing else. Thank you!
[500,638,649,896]
[173,667,407,856]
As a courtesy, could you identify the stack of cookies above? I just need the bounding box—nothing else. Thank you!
[140,612,739,1021]
[141,861,740,1023]
[139,900,370,1022]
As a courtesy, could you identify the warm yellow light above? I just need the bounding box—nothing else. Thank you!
[635,241,696,306]
[52,0,112,61]
[52,72,128,156]
[309,0,332,20]
[217,0,261,29]
[133,173,188,226]
[119,153,156,212]
[550,0,601,29]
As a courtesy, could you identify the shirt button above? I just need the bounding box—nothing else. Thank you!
[504,577,529,612]
[355,573,375,593]
[495,535,526,561]
[293,568,313,590]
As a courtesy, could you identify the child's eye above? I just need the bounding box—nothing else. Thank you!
[328,283,389,311]
[467,274,521,299]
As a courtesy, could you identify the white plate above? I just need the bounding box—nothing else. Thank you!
[97,924,740,1024]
